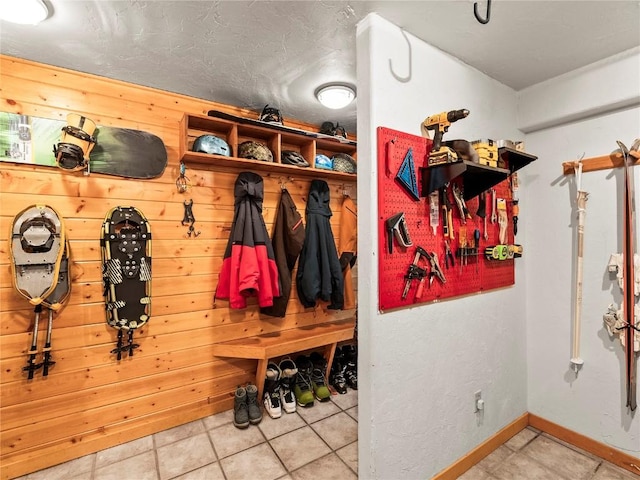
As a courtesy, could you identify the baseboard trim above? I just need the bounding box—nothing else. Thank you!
[528,413,640,476]
[432,412,529,480]
[433,412,640,479]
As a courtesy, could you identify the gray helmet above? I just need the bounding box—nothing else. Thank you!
[281,150,309,167]
[314,154,333,170]
[238,140,273,162]
[332,153,357,174]
[192,135,231,156]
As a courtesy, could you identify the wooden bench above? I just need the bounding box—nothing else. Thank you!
[211,318,356,395]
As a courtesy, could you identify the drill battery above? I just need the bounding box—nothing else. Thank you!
[471,139,498,168]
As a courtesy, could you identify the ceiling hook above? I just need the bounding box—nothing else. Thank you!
[474,0,492,25]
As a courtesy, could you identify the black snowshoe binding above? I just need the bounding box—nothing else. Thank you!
[101,206,152,360]
[10,205,70,378]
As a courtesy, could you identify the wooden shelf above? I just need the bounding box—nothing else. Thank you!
[180,151,358,181]
[562,151,640,175]
[179,113,357,182]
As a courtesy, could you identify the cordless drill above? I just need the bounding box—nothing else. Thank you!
[421,109,470,165]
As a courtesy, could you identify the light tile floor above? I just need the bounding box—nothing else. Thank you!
[458,427,640,480]
[15,394,640,480]
[16,388,359,480]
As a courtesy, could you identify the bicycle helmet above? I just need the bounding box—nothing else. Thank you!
[281,150,309,167]
[238,140,273,162]
[320,121,347,139]
[314,154,333,170]
[192,135,231,157]
[259,104,283,125]
[332,153,357,174]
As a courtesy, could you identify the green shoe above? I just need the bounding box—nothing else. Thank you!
[293,356,315,407]
[311,367,331,402]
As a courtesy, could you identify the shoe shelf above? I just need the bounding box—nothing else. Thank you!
[211,318,356,397]
[179,113,358,182]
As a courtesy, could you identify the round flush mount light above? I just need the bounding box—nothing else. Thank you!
[315,84,356,110]
[0,0,49,25]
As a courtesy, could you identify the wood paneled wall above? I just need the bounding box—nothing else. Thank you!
[0,56,356,480]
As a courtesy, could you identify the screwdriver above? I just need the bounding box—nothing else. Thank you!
[473,228,480,273]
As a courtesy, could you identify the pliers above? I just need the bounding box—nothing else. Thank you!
[444,240,455,269]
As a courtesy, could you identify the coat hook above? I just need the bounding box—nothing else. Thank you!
[388,29,412,83]
[474,0,492,24]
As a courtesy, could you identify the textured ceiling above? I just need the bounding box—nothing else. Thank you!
[1,0,639,134]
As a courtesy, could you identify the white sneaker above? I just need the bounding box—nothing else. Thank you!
[263,363,282,419]
[279,358,298,414]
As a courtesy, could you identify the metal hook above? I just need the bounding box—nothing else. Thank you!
[388,29,412,83]
[474,0,492,24]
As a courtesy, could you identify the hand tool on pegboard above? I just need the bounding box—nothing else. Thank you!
[490,188,497,224]
[429,191,439,235]
[402,246,429,300]
[386,212,412,253]
[452,183,471,224]
[420,109,470,166]
[477,191,488,240]
[396,148,420,200]
[511,173,519,236]
[425,250,446,286]
[444,240,455,269]
[441,184,454,241]
[497,198,508,244]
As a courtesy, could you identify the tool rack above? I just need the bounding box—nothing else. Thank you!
[376,126,537,312]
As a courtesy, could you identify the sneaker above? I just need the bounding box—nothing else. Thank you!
[263,363,282,419]
[293,355,315,407]
[233,386,250,429]
[279,357,298,414]
[246,384,263,424]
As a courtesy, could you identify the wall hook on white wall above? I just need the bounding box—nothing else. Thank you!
[474,0,492,25]
[388,29,412,83]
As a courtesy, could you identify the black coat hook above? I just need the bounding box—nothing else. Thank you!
[474,0,492,24]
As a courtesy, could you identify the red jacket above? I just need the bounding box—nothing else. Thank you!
[216,172,280,309]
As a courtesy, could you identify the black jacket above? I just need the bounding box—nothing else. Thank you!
[261,189,305,317]
[296,180,344,309]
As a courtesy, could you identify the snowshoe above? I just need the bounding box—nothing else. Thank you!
[101,206,151,359]
[10,204,66,306]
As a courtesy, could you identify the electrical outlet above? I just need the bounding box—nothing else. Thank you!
[474,390,482,412]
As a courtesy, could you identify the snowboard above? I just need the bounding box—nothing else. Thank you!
[207,109,357,146]
[0,112,167,179]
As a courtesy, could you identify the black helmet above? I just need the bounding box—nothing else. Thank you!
[260,104,283,125]
[331,153,356,174]
[238,140,273,162]
[320,121,347,139]
[192,135,231,156]
[281,150,309,167]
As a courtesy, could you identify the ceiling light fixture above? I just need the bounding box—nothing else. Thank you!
[0,0,49,25]
[315,84,356,110]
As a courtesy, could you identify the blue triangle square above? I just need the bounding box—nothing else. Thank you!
[396,148,420,200]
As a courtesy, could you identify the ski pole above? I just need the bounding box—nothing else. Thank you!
[23,304,43,379]
[42,308,56,376]
[571,159,587,372]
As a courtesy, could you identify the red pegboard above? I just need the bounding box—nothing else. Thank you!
[377,127,516,312]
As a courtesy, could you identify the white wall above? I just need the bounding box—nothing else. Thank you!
[357,14,528,479]
[521,50,640,456]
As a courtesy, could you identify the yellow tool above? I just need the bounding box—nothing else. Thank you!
[421,109,470,166]
[497,198,508,244]
[471,139,498,168]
